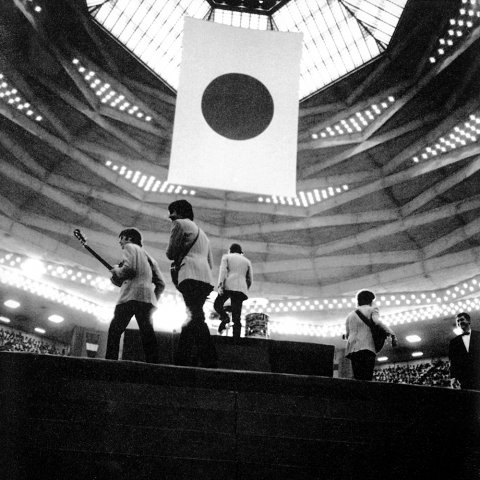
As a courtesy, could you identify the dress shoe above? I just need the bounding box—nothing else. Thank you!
[218,319,228,334]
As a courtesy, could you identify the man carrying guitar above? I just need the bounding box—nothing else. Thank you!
[344,290,397,381]
[106,228,165,363]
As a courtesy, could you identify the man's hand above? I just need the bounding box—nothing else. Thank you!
[110,266,123,287]
[110,274,122,287]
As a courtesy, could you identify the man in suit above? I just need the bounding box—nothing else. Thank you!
[166,199,217,368]
[106,228,165,363]
[345,290,397,381]
[449,312,480,390]
[214,243,253,340]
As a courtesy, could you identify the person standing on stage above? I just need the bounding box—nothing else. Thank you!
[106,228,165,363]
[166,200,218,368]
[345,289,397,381]
[449,312,480,390]
[214,243,253,340]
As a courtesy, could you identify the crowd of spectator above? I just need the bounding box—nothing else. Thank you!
[373,359,456,388]
[0,326,69,356]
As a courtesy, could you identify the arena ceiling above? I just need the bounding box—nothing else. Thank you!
[87,0,408,98]
[0,0,479,363]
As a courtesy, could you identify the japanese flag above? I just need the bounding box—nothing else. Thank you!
[168,17,303,197]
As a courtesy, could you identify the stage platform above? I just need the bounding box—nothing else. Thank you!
[1,352,479,480]
[122,330,336,377]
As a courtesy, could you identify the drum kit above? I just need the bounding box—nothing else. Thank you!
[245,313,269,338]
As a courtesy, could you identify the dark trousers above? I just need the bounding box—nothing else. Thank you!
[214,290,247,334]
[176,279,217,368]
[106,300,158,363]
[349,349,376,381]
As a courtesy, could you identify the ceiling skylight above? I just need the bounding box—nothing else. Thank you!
[88,0,408,99]
[273,0,407,97]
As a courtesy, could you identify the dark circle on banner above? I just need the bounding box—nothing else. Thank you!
[201,73,274,141]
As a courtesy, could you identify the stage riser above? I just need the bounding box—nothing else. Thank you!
[1,352,479,480]
[123,330,336,377]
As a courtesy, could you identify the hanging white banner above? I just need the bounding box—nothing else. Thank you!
[168,17,302,197]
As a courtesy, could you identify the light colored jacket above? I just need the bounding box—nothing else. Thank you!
[166,218,213,286]
[112,243,165,307]
[217,252,252,297]
[345,305,395,356]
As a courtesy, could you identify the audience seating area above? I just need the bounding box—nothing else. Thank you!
[373,359,456,388]
[0,326,69,356]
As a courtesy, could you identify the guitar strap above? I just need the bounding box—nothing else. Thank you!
[355,309,374,329]
[145,252,157,277]
[176,227,200,268]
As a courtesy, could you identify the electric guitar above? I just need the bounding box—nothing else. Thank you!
[73,229,122,287]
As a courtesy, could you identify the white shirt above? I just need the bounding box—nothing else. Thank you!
[462,332,471,352]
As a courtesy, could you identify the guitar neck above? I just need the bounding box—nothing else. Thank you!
[83,245,113,271]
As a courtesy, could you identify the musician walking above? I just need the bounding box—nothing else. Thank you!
[166,200,218,368]
[215,243,253,340]
[106,228,165,363]
[344,290,397,381]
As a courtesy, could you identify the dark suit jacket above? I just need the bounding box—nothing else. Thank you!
[449,330,480,390]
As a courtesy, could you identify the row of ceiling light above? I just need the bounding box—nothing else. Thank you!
[264,303,468,338]
[309,96,396,140]
[3,251,480,317]
[105,160,195,195]
[266,279,480,313]
[72,58,154,123]
[0,254,114,292]
[1,257,475,341]
[412,114,479,165]
[258,184,349,207]
[0,73,43,122]
[429,0,480,66]
[105,157,349,207]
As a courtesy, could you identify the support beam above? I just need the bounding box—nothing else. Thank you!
[314,193,480,256]
[400,154,480,217]
[299,114,438,176]
[254,251,421,275]
[306,143,480,216]
[424,216,480,259]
